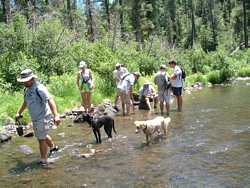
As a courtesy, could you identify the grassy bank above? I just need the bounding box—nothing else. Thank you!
[1,64,250,129]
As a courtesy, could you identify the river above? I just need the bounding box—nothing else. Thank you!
[0,81,250,187]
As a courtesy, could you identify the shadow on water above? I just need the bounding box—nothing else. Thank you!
[8,160,49,176]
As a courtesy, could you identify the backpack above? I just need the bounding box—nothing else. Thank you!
[180,67,186,81]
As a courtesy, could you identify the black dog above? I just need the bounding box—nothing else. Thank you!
[79,113,117,144]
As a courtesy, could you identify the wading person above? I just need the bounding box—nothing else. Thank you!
[117,72,140,116]
[138,81,157,111]
[16,69,60,166]
[154,65,171,116]
[113,63,128,111]
[77,61,94,113]
[169,60,183,112]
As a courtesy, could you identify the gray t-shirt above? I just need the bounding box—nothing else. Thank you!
[154,71,170,91]
[24,81,52,122]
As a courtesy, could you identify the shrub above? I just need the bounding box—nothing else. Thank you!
[208,71,221,84]
[238,66,250,77]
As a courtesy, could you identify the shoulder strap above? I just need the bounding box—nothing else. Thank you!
[35,87,43,102]
[121,73,131,80]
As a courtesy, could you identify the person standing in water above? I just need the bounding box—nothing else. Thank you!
[154,65,171,116]
[113,63,128,111]
[77,61,94,113]
[16,69,60,166]
[169,60,183,112]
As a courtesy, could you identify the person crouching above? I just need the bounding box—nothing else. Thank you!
[138,81,158,111]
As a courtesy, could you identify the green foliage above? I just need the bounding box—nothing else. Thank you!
[238,66,250,77]
[208,71,221,84]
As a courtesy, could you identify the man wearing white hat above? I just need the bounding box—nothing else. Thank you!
[113,63,128,111]
[117,71,141,116]
[16,69,61,166]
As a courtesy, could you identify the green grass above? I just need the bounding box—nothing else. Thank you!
[185,73,208,86]
[238,65,250,77]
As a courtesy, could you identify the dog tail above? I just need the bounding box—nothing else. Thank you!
[112,119,117,134]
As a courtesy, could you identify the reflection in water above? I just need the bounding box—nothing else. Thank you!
[0,81,250,187]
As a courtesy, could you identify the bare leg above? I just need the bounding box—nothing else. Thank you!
[177,96,182,112]
[80,92,84,107]
[165,102,170,116]
[120,92,126,116]
[45,135,53,148]
[86,92,91,112]
[39,139,48,161]
[160,101,164,115]
[145,97,151,110]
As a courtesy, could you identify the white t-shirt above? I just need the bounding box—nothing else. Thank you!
[117,73,135,93]
[171,65,183,88]
[113,67,128,85]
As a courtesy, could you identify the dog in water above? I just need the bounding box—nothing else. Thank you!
[134,116,171,145]
[79,113,117,144]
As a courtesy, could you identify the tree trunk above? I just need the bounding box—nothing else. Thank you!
[1,0,11,24]
[67,0,73,29]
[73,0,77,9]
[132,0,142,50]
[104,0,111,31]
[86,0,97,42]
[243,0,248,48]
[190,0,196,47]
[119,0,125,40]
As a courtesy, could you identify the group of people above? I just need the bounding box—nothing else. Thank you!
[14,59,183,165]
[113,60,184,116]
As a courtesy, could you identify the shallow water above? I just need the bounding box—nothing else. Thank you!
[0,81,250,188]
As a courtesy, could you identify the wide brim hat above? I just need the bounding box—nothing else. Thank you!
[79,61,87,68]
[17,69,37,83]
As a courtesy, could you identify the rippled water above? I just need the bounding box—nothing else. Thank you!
[0,81,250,187]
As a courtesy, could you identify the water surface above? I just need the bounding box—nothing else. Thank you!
[0,81,250,187]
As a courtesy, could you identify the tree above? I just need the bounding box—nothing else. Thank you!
[1,0,11,23]
[104,0,111,31]
[66,0,73,29]
[86,0,97,42]
[242,0,248,48]
[132,0,142,50]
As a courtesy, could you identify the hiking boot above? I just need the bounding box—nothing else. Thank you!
[48,145,59,157]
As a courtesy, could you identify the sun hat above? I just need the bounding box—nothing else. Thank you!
[17,69,37,83]
[160,64,166,70]
[79,61,87,68]
[133,72,141,77]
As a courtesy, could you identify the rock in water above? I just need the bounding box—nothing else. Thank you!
[18,145,33,155]
[0,132,12,143]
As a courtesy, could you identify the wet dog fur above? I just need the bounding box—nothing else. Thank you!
[80,113,117,144]
[134,116,171,145]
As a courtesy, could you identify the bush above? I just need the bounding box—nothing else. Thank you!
[238,66,250,77]
[208,71,221,84]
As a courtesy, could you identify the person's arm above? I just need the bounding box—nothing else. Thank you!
[76,72,80,89]
[16,101,27,120]
[48,98,60,126]
[171,68,181,80]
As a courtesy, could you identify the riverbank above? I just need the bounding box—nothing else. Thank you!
[1,70,250,131]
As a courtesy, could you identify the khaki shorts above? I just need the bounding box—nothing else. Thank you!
[33,115,52,140]
[118,89,131,105]
[158,89,171,103]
